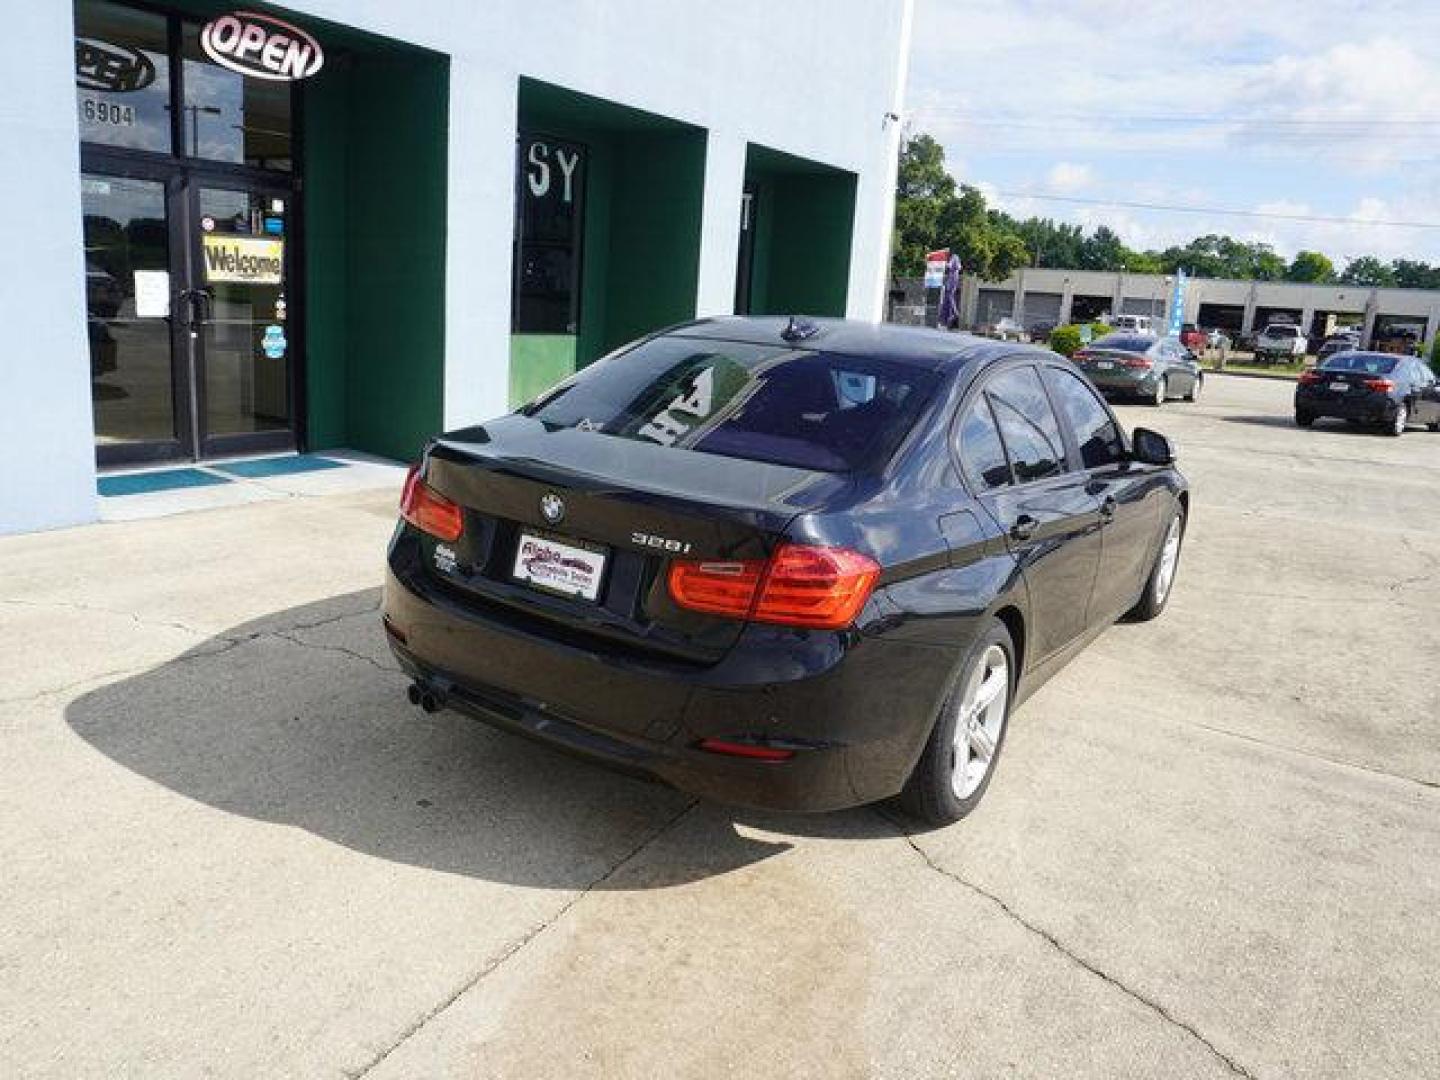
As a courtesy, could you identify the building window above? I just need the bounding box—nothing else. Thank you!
[180,22,293,170]
[513,134,585,334]
[74,0,172,154]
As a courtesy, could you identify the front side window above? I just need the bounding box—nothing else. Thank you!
[985,367,1067,483]
[524,336,939,473]
[1045,368,1124,469]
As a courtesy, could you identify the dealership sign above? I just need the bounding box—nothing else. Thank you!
[202,235,284,285]
[200,12,323,81]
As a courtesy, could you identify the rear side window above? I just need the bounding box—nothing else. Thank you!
[1044,368,1124,468]
[985,367,1067,483]
[957,395,1011,490]
[1321,353,1397,375]
[523,335,940,473]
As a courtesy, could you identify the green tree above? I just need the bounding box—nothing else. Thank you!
[1339,256,1397,287]
[891,134,955,278]
[1391,259,1440,289]
[1285,250,1336,283]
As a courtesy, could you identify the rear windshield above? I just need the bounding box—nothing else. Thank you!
[1091,334,1155,352]
[522,336,941,473]
[1264,325,1299,337]
[1321,353,1397,374]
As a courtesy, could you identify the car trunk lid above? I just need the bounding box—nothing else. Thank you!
[418,415,849,667]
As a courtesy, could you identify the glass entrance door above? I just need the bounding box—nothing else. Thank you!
[77,0,300,467]
[82,163,297,465]
[191,181,294,456]
[83,170,187,461]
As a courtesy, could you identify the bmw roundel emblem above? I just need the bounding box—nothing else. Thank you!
[540,492,565,525]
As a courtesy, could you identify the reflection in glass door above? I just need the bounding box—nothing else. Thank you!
[194,184,292,447]
[83,173,182,455]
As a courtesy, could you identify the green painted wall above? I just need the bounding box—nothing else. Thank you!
[508,335,577,406]
[303,50,449,463]
[602,132,705,352]
[744,148,857,318]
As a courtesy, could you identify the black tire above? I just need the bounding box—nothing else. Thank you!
[899,619,1015,827]
[1428,422,1440,432]
[1127,505,1186,622]
[1184,375,1202,403]
[1386,403,1409,437]
[1295,410,1315,427]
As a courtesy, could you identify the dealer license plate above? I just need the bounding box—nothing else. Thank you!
[1097,360,1115,370]
[512,531,607,602]
[1329,381,1349,392]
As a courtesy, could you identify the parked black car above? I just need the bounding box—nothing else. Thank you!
[383,318,1189,825]
[1295,351,1440,436]
[1071,332,1203,406]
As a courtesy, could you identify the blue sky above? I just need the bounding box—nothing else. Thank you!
[905,0,1440,265]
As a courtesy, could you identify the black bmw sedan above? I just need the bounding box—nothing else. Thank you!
[1295,351,1440,435]
[383,318,1189,825]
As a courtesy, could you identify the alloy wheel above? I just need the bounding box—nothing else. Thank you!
[1154,513,1183,605]
[951,645,1009,799]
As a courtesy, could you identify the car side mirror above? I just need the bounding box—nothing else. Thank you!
[1131,427,1175,466]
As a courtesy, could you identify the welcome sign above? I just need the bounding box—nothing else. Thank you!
[202,235,284,285]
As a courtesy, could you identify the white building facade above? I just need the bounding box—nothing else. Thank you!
[2,0,914,534]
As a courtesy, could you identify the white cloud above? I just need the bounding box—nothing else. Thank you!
[1045,162,1093,193]
[906,0,1440,263]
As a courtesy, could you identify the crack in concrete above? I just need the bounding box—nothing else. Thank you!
[877,809,1259,1080]
[1185,720,1438,791]
[0,596,216,639]
[0,599,386,708]
[271,629,395,674]
[344,798,700,1079]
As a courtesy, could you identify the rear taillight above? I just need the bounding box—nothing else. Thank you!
[1073,350,1091,362]
[1298,371,1323,385]
[1364,378,1395,392]
[1120,354,1153,369]
[667,543,880,630]
[399,464,464,542]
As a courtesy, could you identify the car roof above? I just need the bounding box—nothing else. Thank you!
[666,316,1048,372]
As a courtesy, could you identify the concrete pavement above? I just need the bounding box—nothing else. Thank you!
[1,374,1437,1078]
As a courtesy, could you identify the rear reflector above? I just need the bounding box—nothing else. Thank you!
[668,543,880,630]
[400,464,464,542]
[697,738,795,762]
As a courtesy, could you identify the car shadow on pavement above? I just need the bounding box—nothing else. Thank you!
[64,589,896,891]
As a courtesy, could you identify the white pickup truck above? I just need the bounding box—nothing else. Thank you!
[1253,323,1308,365]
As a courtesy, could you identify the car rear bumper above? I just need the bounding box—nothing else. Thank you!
[382,536,953,812]
[1294,388,1396,422]
[1083,368,1160,395]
